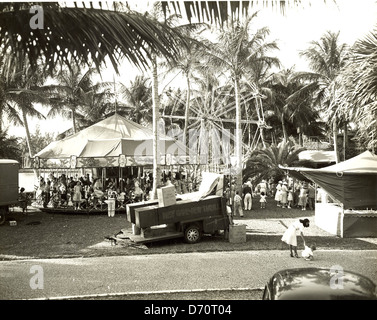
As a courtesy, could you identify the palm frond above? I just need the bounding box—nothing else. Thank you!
[0,2,184,75]
[161,1,329,25]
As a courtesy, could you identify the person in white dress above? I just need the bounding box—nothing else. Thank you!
[280,181,288,208]
[281,218,310,258]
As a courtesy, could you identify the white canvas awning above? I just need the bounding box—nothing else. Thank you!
[36,113,188,158]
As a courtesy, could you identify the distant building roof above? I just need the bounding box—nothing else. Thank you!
[298,150,337,163]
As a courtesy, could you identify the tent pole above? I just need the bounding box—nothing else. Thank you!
[102,168,105,190]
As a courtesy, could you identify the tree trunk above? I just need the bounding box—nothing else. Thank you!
[234,78,243,193]
[281,114,288,142]
[343,121,348,161]
[21,109,35,157]
[71,107,77,134]
[333,120,339,163]
[151,54,162,200]
[183,73,190,147]
[22,108,39,178]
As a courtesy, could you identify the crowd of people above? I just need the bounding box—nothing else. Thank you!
[272,179,317,211]
[33,170,199,210]
[224,176,318,217]
[33,172,145,210]
[29,169,322,215]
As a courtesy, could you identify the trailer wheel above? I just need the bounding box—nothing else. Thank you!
[0,207,7,226]
[184,224,202,244]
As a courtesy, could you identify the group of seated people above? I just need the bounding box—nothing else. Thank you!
[34,170,200,210]
[35,173,149,210]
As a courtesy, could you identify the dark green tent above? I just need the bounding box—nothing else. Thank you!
[282,151,377,210]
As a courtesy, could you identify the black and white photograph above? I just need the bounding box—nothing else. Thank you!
[0,0,376,308]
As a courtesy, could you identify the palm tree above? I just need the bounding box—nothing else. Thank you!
[206,13,279,190]
[266,68,298,142]
[139,3,169,199]
[338,29,377,152]
[0,130,22,161]
[283,77,323,147]
[287,31,349,161]
[78,81,115,127]
[144,3,208,199]
[159,22,209,145]
[148,51,163,199]
[243,139,306,183]
[46,65,97,134]
[118,75,153,125]
[0,58,47,158]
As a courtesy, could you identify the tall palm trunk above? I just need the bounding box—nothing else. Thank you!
[21,108,39,177]
[71,106,77,134]
[21,108,35,157]
[281,114,288,142]
[183,73,190,147]
[333,120,339,163]
[234,77,243,193]
[343,121,348,161]
[151,54,161,199]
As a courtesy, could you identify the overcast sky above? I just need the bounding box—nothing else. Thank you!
[5,0,377,138]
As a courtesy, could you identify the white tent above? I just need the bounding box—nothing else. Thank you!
[33,113,191,169]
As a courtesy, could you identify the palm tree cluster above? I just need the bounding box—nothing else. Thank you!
[243,139,306,183]
[336,32,377,152]
[244,29,377,183]
[1,1,376,193]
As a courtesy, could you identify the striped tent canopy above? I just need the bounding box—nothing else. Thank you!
[34,113,191,168]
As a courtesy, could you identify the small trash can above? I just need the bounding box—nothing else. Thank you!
[229,224,246,243]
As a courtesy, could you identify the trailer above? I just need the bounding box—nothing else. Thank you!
[124,173,230,244]
[0,159,20,225]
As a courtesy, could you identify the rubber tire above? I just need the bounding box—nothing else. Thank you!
[184,224,202,244]
[0,207,7,226]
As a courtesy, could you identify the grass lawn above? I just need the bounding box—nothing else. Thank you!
[0,196,376,260]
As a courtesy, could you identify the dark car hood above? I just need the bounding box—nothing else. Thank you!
[269,267,377,300]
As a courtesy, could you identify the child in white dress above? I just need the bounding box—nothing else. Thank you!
[281,218,310,257]
[260,192,267,208]
[302,245,316,261]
